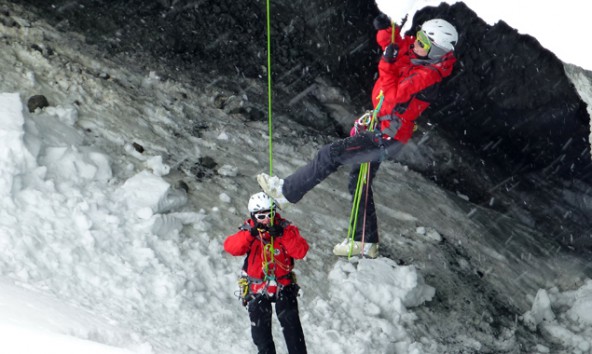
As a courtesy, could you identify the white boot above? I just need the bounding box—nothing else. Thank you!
[256,173,291,209]
[333,238,379,258]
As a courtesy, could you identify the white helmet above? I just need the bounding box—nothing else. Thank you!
[419,19,458,59]
[248,192,274,213]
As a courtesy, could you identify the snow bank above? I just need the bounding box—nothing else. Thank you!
[305,257,437,353]
[523,280,592,352]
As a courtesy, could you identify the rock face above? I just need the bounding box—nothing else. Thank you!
[13,0,382,135]
[417,3,591,184]
[15,0,590,178]
[10,0,592,242]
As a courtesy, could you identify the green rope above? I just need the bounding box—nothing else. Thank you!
[263,240,276,280]
[346,19,392,256]
[346,164,368,254]
[266,0,273,177]
[346,91,385,257]
[265,0,278,225]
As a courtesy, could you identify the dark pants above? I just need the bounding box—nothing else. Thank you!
[282,131,404,243]
[248,284,307,354]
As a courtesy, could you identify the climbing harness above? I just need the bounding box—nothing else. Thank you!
[236,226,296,306]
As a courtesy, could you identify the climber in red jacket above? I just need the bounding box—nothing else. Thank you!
[372,16,456,143]
[224,192,309,354]
[257,15,459,258]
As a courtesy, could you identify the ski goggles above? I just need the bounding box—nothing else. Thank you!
[254,211,273,220]
[416,30,431,53]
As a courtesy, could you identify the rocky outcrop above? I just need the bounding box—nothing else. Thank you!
[15,0,590,179]
[417,3,591,184]
[9,0,592,244]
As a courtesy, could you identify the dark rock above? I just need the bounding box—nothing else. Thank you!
[190,156,217,180]
[199,156,217,169]
[0,6,19,28]
[31,43,43,53]
[175,180,189,193]
[27,95,49,112]
[402,2,591,187]
[132,142,145,153]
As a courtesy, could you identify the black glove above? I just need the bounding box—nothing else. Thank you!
[383,43,399,63]
[373,13,391,30]
[268,224,284,237]
[249,225,262,237]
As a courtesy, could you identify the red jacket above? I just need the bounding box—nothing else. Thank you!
[372,26,456,143]
[223,215,309,287]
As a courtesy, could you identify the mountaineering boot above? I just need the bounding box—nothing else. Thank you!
[256,173,291,209]
[333,238,379,258]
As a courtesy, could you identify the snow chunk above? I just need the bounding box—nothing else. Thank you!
[416,226,442,242]
[0,93,41,195]
[40,146,113,183]
[523,289,555,330]
[217,164,238,177]
[145,156,170,177]
[329,258,435,309]
[216,132,229,140]
[117,171,187,214]
[44,105,78,126]
[566,280,592,326]
[219,193,231,203]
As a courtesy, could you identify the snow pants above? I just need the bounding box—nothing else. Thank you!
[282,131,404,243]
[247,284,307,354]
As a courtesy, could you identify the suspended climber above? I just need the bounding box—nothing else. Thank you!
[257,14,459,258]
[224,192,309,354]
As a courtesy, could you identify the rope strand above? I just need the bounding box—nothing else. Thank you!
[265,0,278,225]
[266,0,273,177]
[346,91,385,258]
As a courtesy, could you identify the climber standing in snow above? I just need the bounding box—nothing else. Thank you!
[224,192,309,354]
[257,14,458,258]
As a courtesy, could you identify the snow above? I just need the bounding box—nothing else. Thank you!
[376,0,592,71]
[0,80,443,353]
[524,283,592,351]
[0,2,592,354]
[0,278,142,354]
